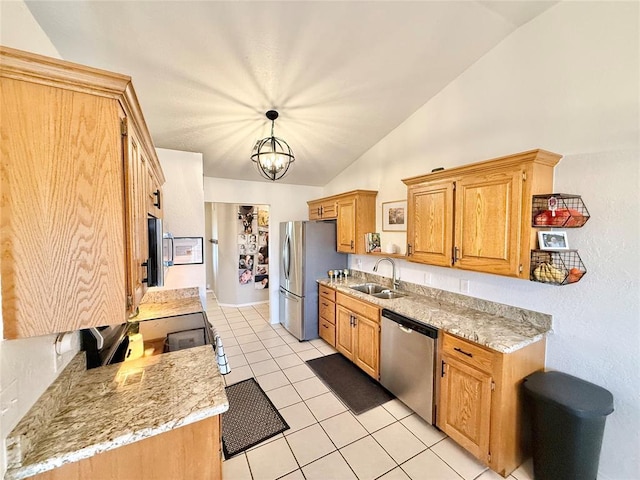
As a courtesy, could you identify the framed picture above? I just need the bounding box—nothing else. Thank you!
[538,231,569,250]
[382,200,407,232]
[173,237,204,264]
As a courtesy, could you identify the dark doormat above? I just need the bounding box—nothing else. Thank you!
[307,353,394,415]
[222,377,289,459]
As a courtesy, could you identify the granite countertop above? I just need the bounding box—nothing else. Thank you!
[135,287,203,321]
[5,287,228,480]
[5,346,228,480]
[319,277,551,354]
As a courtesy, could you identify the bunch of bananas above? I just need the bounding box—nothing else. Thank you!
[533,262,566,283]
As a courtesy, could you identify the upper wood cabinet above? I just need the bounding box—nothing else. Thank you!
[308,190,377,254]
[308,198,337,220]
[403,150,560,278]
[0,47,164,338]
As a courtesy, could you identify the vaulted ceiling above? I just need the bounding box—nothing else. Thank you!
[23,1,557,185]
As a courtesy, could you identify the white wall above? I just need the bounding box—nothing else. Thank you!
[154,148,206,306]
[203,178,323,322]
[324,3,639,479]
[0,3,81,477]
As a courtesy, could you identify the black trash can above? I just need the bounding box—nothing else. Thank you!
[523,371,614,480]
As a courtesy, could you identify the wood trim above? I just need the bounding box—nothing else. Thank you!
[0,46,130,100]
[402,149,561,186]
[122,84,164,184]
[307,189,378,207]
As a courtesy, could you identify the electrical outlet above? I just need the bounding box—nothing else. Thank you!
[460,279,470,294]
[53,344,63,373]
[356,259,362,269]
[424,272,432,285]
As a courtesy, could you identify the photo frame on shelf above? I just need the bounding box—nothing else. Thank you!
[538,231,569,250]
[173,237,204,264]
[382,200,407,232]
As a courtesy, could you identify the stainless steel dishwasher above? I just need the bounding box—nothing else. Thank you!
[380,308,438,424]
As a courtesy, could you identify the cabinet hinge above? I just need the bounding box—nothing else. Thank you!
[126,295,132,308]
[522,171,527,181]
[491,381,496,391]
[441,360,446,377]
[121,118,128,137]
[452,181,456,191]
[488,452,492,462]
[519,264,523,273]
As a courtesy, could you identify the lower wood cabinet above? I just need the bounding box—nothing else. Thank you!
[318,285,336,347]
[335,292,381,379]
[438,332,545,477]
[31,416,221,480]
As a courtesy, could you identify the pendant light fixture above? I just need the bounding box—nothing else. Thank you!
[251,110,295,181]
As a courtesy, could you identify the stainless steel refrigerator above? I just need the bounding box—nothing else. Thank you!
[279,221,347,340]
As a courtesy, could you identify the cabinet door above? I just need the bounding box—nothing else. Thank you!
[353,315,380,379]
[407,181,454,267]
[336,198,356,253]
[320,200,337,219]
[124,125,149,314]
[0,79,126,338]
[335,305,355,359]
[439,355,492,463]
[308,201,322,220]
[454,168,523,276]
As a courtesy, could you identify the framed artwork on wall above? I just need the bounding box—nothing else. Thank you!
[382,200,407,232]
[173,237,204,264]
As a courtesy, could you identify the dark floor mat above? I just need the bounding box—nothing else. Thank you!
[221,377,289,458]
[307,353,394,415]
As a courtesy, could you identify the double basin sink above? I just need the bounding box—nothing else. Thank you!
[350,283,407,300]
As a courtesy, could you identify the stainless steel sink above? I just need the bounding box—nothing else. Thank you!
[350,283,407,299]
[372,290,407,299]
[350,283,387,294]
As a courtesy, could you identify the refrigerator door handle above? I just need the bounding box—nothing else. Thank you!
[279,287,299,301]
[283,233,291,280]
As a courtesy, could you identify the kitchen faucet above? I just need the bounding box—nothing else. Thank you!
[373,257,400,290]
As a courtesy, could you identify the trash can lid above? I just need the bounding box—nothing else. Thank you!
[523,371,614,418]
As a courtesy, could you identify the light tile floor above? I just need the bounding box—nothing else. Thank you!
[206,293,534,480]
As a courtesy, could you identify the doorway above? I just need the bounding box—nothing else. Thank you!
[205,202,270,306]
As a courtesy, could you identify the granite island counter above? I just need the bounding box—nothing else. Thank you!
[5,288,229,480]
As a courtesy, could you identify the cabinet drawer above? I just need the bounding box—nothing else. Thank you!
[336,292,380,322]
[442,333,495,373]
[319,319,336,347]
[319,299,336,324]
[319,286,336,302]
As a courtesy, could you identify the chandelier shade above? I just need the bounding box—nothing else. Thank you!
[251,110,295,181]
